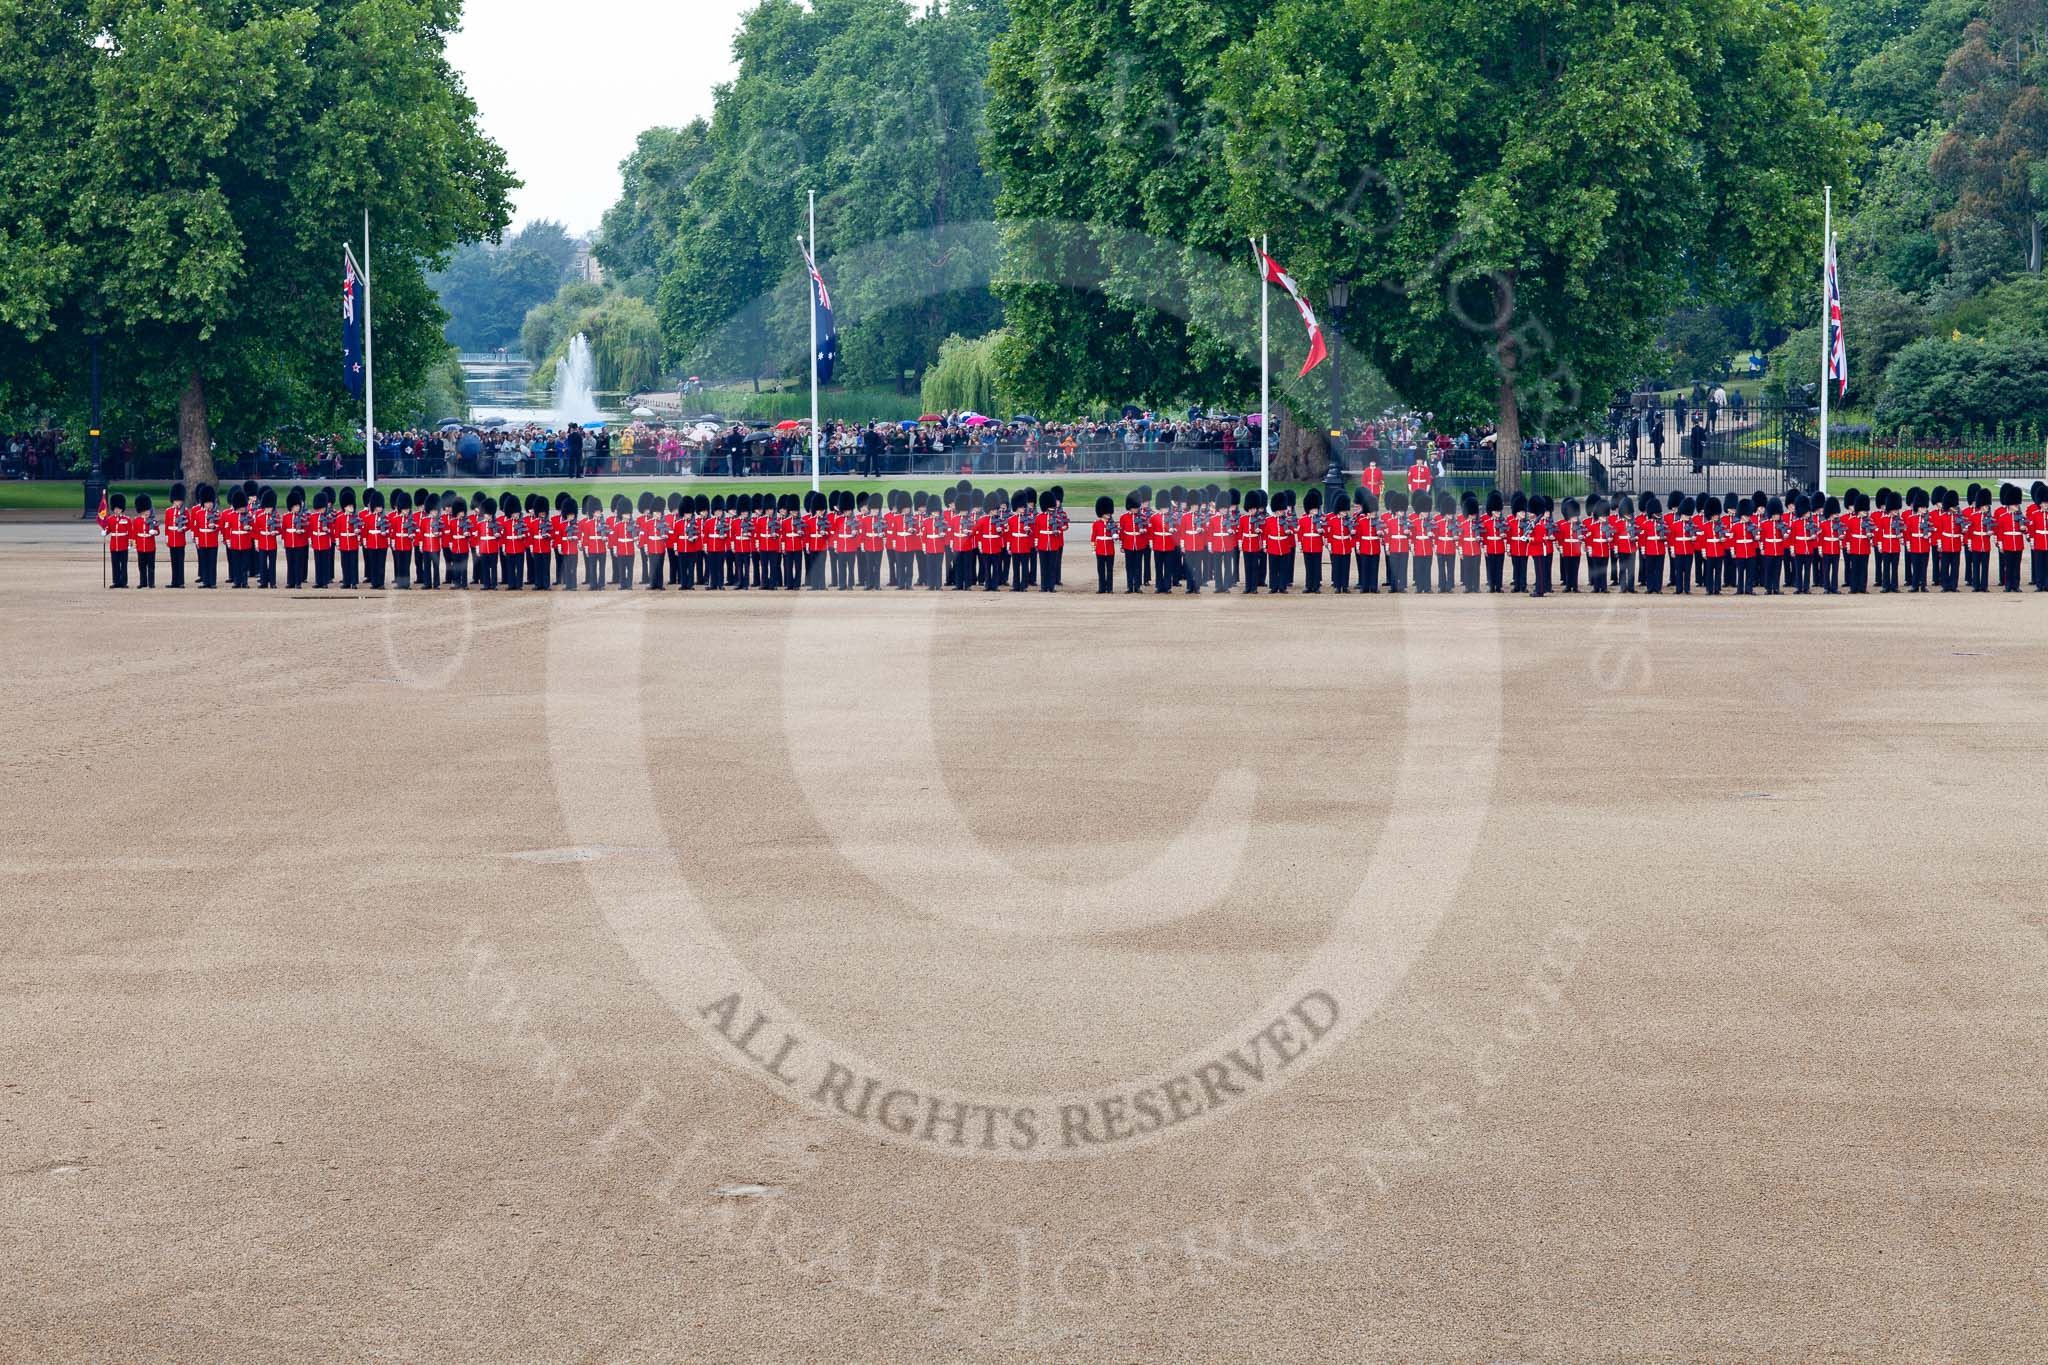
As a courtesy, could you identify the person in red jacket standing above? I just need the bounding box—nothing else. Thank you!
[2028,481,2048,592]
[1090,495,1117,593]
[1669,496,1698,594]
[1354,490,1381,594]
[1407,454,1433,503]
[188,484,219,588]
[1505,491,1528,594]
[1035,490,1064,593]
[1995,482,2027,592]
[1583,495,1612,593]
[388,488,415,589]
[360,487,388,590]
[1361,460,1385,508]
[1456,492,1482,594]
[281,486,309,588]
[223,487,254,589]
[1381,490,1410,593]
[1148,488,1180,594]
[98,490,130,588]
[1432,491,1458,593]
[859,490,886,591]
[1237,490,1264,594]
[1901,488,1931,593]
[336,486,361,590]
[1327,493,1355,593]
[1609,495,1636,594]
[129,494,158,587]
[1874,489,1904,593]
[1406,486,1432,594]
[1554,496,1582,591]
[1479,490,1506,593]
[163,482,188,589]
[1527,495,1554,598]
[1964,484,1994,592]
[1297,488,1325,594]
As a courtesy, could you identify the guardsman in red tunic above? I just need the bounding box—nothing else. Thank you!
[129,494,158,587]
[1842,491,1873,595]
[1005,488,1035,592]
[1406,487,1433,594]
[1931,487,1961,592]
[1638,492,1669,594]
[1149,488,1180,594]
[1362,460,1385,507]
[442,496,469,589]
[604,494,632,589]
[1786,494,1815,594]
[858,491,886,591]
[701,494,728,590]
[1455,492,1482,594]
[1115,491,1146,594]
[1527,495,1554,598]
[1995,482,2028,592]
[1755,496,1784,595]
[1407,456,1433,502]
[1327,493,1355,593]
[359,487,388,590]
[753,493,779,590]
[1964,484,1994,592]
[281,485,308,588]
[1725,496,1755,595]
[1669,496,1698,594]
[489,491,517,590]
[1608,496,1636,593]
[1813,496,1840,594]
[559,492,584,592]
[189,483,220,588]
[1902,488,1931,593]
[1554,496,1582,591]
[938,487,965,590]
[1091,495,1117,593]
[1036,491,1064,593]
[163,482,188,589]
[388,488,415,589]
[882,490,908,590]
[336,486,361,589]
[1480,490,1506,593]
[1583,496,1612,593]
[636,491,665,590]
[223,487,254,589]
[471,494,499,589]
[1297,488,1325,594]
[1237,489,1266,594]
[576,495,605,589]
[101,491,132,588]
[1433,492,1458,593]
[1874,490,1904,594]
[2028,481,2048,592]
[1178,490,1206,593]
[1264,489,1297,593]
[1383,490,1411,593]
[1505,491,1528,593]
[1207,489,1234,593]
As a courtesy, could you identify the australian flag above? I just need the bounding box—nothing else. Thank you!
[801,239,837,385]
[343,248,365,399]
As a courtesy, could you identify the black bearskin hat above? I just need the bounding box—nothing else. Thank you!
[1303,488,1322,512]
[365,487,384,510]
[339,486,356,509]
[169,481,187,504]
[1095,495,1115,517]
[286,485,305,509]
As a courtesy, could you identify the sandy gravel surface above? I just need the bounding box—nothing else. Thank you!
[4,524,2045,1360]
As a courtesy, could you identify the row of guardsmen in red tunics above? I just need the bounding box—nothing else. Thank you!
[95,481,1079,594]
[1095,480,2048,597]
[93,478,2048,598]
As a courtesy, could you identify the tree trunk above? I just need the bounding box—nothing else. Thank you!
[2030,216,2041,274]
[177,366,217,488]
[1274,411,1325,481]
[1493,275,1523,495]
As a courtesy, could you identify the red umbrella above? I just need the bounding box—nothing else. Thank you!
[774,419,803,431]
[919,414,945,423]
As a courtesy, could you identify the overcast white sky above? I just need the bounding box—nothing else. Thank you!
[446,0,752,236]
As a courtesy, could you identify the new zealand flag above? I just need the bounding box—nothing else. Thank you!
[343,249,365,399]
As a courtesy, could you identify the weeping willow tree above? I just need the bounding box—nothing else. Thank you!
[532,292,665,395]
[920,332,1008,414]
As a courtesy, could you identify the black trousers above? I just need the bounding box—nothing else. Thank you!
[559,552,577,591]
[1387,551,1409,593]
[257,547,277,589]
[1095,556,1114,592]
[1670,554,1693,594]
[1439,555,1456,593]
[1967,548,1990,592]
[1905,550,1928,591]
[1613,554,1635,592]
[2033,547,2048,591]
[1589,557,1609,592]
[1999,548,2023,592]
[1560,556,1580,591]
[1700,558,1721,594]
[1509,554,1525,593]
[1125,549,1147,592]
[340,547,359,589]
[1039,548,1060,591]
[286,546,307,588]
[1642,555,1665,594]
[1358,553,1379,593]
[528,550,549,590]
[198,544,218,587]
[1485,552,1504,593]
[1331,554,1351,593]
[169,545,186,588]
[1530,554,1552,597]
[1411,554,1431,593]
[364,546,386,590]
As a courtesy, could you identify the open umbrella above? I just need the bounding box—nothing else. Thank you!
[898,420,919,430]
[438,419,465,431]
[918,414,946,423]
[774,419,803,431]
[961,414,992,427]
[630,405,657,419]
[1009,414,1039,424]
[482,417,508,428]
[745,430,777,444]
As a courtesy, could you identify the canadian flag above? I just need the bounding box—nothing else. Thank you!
[1256,243,1328,378]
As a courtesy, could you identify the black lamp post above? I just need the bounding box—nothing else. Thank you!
[1324,279,1352,513]
[81,335,105,520]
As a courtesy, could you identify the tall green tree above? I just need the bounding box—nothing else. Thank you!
[0,0,514,482]
[433,220,583,351]
[595,123,712,300]
[652,0,1006,392]
[1933,8,2048,272]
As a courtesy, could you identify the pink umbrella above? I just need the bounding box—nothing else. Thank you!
[961,414,992,427]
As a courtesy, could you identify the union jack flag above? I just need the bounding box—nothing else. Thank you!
[1825,230,1847,398]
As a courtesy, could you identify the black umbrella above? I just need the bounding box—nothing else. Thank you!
[745,430,777,444]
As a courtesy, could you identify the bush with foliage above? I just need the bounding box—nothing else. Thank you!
[1875,335,2048,433]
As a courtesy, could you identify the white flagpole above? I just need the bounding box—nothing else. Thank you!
[1818,185,1830,498]
[809,190,821,495]
[364,208,377,490]
[1259,234,1270,496]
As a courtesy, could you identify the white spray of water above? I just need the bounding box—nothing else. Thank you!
[551,334,601,426]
